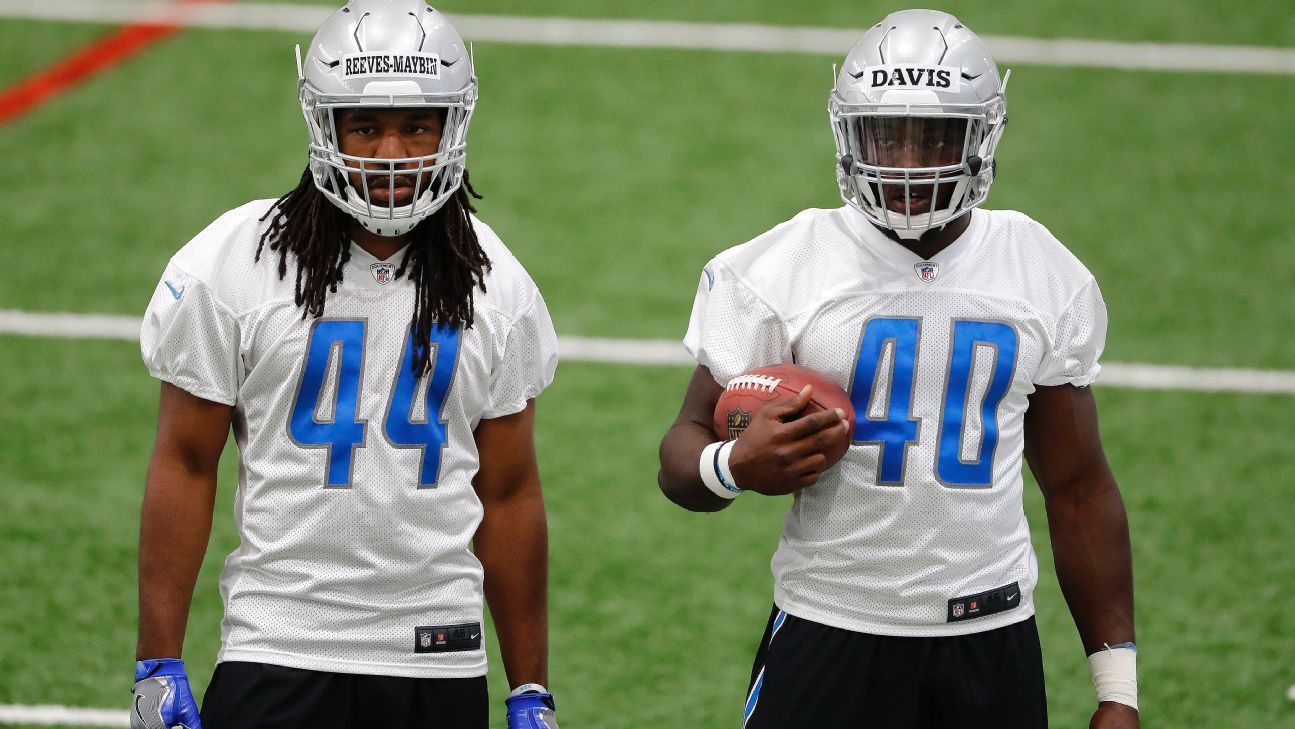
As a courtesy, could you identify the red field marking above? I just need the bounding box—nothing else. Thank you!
[0,0,225,126]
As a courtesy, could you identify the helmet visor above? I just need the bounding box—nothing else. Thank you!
[856,116,968,170]
[848,116,971,220]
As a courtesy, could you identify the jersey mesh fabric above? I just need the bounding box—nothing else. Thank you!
[141,269,240,405]
[684,206,1105,637]
[141,200,558,677]
[485,290,558,418]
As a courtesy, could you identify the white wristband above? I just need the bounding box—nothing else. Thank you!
[699,441,743,499]
[509,683,550,697]
[1088,645,1138,710]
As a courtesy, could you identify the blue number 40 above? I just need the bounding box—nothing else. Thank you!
[850,318,1017,488]
[288,319,460,489]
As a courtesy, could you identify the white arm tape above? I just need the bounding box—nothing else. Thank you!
[1088,645,1138,710]
[699,441,743,499]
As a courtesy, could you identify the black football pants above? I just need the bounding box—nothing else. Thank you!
[743,606,1047,728]
[200,661,488,729]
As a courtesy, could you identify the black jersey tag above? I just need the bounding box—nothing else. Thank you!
[947,582,1021,622]
[414,623,482,653]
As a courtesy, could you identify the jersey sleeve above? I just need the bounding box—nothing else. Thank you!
[682,262,790,385]
[482,290,559,419]
[1034,278,1107,388]
[139,262,241,405]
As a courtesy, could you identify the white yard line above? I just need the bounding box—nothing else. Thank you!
[2,309,1293,395]
[1,1,1292,75]
[0,704,128,727]
[0,310,142,340]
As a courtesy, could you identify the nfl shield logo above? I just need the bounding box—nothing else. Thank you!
[371,262,395,285]
[725,408,753,438]
[419,631,432,648]
[914,261,939,283]
[952,602,965,618]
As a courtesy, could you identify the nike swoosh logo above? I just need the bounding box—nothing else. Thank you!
[164,281,185,300]
[1006,592,1018,601]
[134,694,147,722]
[470,633,480,639]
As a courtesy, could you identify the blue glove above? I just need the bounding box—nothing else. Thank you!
[131,658,202,729]
[505,684,558,729]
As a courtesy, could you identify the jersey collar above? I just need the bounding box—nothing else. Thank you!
[841,205,985,277]
[346,240,412,290]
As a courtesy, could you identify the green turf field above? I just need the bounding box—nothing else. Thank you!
[1,2,1293,727]
[249,0,1295,48]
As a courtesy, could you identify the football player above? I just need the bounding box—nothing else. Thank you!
[658,10,1139,729]
[131,3,559,728]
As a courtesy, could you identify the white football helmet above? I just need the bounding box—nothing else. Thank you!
[297,0,476,237]
[830,10,1009,239]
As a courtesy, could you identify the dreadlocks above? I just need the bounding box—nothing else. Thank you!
[255,169,490,375]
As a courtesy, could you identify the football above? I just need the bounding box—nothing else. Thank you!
[713,364,857,463]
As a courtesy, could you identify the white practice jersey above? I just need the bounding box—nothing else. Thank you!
[141,200,558,677]
[685,206,1106,637]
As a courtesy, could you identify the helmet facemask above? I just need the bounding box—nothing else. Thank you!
[299,70,476,238]
[831,94,1006,240]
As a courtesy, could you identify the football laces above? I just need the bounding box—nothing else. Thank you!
[725,374,782,393]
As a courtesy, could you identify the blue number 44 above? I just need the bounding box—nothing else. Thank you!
[850,317,1017,488]
[384,325,460,487]
[289,319,460,488]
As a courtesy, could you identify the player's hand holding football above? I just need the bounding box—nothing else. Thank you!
[728,385,851,495]
[1090,702,1139,729]
[130,658,202,729]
